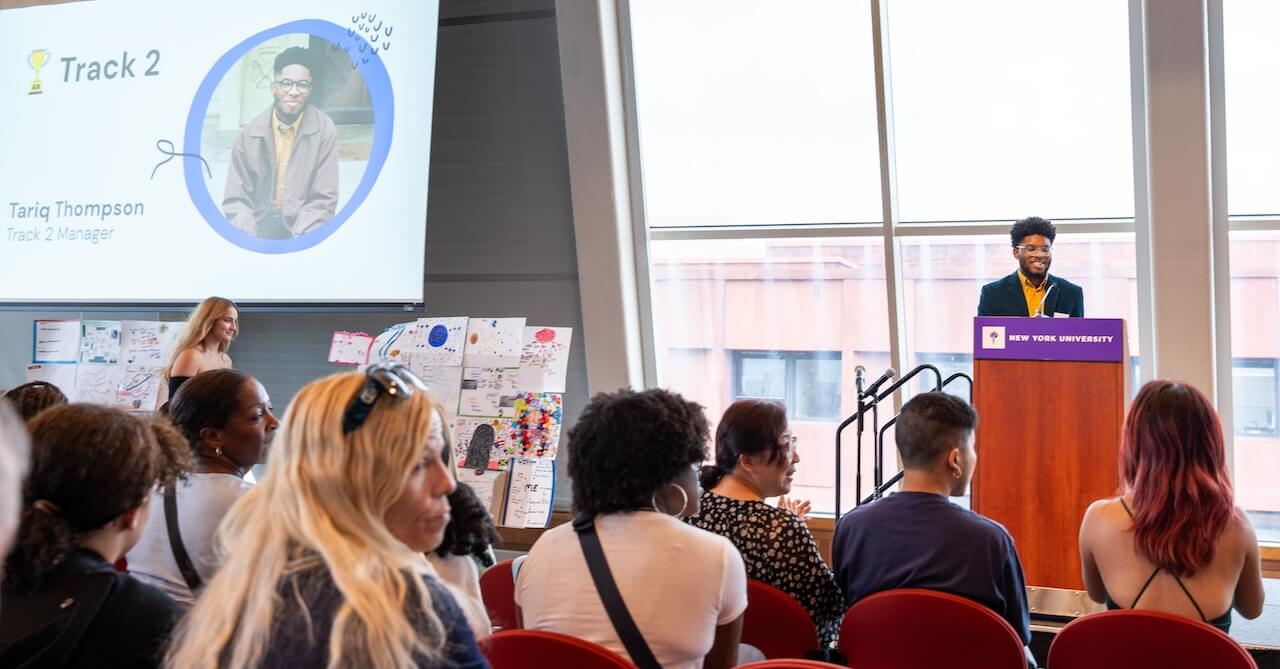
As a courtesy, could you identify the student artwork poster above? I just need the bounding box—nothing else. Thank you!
[0,0,438,304]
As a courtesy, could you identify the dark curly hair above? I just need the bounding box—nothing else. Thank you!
[3,381,69,423]
[273,46,313,76]
[4,404,193,591]
[700,399,788,489]
[1010,216,1056,247]
[568,388,709,516]
[434,482,501,565]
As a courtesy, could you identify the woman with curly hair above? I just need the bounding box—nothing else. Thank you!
[1079,380,1265,631]
[0,404,193,668]
[516,388,746,669]
[2,381,68,422]
[688,399,844,646]
[165,365,486,669]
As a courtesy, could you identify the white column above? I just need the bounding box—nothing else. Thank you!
[555,0,647,392]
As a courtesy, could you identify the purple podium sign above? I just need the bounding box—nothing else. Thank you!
[974,317,1125,363]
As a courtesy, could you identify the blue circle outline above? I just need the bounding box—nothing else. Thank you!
[184,19,394,254]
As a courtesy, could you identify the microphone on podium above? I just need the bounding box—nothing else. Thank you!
[863,368,896,399]
[1035,282,1056,318]
[855,365,866,398]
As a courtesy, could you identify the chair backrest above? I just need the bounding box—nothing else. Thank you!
[479,629,637,669]
[479,559,519,631]
[1048,609,1257,669]
[743,578,820,659]
[736,660,848,669]
[838,588,1025,669]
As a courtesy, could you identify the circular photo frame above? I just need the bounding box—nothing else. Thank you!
[184,19,394,254]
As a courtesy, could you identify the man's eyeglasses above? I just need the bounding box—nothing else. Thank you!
[342,362,428,434]
[1015,244,1053,255]
[274,79,312,93]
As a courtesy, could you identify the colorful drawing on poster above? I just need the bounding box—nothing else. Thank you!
[517,326,572,393]
[462,317,525,368]
[79,320,122,365]
[412,317,467,366]
[454,416,513,470]
[114,366,161,412]
[328,331,374,366]
[369,322,410,363]
[458,367,518,417]
[507,393,562,460]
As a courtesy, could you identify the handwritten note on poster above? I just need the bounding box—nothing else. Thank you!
[420,365,463,416]
[73,365,125,405]
[122,321,169,367]
[462,318,525,368]
[79,321,122,365]
[33,320,81,364]
[502,458,555,528]
[328,331,374,366]
[456,468,504,517]
[517,326,572,393]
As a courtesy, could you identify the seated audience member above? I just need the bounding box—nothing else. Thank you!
[1079,380,1264,631]
[126,369,277,605]
[687,399,844,645]
[516,389,746,669]
[0,404,192,667]
[166,365,486,669]
[427,400,500,637]
[832,392,1031,651]
[164,296,238,399]
[2,381,68,422]
[0,403,30,561]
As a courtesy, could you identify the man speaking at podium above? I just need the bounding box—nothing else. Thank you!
[977,217,1084,318]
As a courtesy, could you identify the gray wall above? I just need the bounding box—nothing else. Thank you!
[0,0,582,505]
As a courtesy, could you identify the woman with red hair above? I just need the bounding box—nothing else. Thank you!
[1078,380,1264,631]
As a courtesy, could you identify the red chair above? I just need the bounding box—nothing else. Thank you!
[1048,609,1257,669]
[479,629,636,669]
[737,661,848,668]
[479,559,519,631]
[838,588,1025,669]
[743,578,820,659]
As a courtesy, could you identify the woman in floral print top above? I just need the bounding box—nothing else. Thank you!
[686,399,844,647]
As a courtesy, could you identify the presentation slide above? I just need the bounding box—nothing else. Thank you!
[0,0,437,304]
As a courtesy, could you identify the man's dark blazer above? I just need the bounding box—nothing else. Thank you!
[977,272,1084,317]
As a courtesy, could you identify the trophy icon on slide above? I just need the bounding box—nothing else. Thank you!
[28,49,50,95]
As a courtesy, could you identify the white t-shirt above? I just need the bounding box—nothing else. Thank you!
[125,473,253,606]
[515,512,747,669]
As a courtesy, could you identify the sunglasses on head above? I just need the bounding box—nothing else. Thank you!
[342,362,429,434]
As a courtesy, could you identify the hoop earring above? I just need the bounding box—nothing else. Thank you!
[651,483,689,518]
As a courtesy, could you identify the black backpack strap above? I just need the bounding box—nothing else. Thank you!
[572,513,661,669]
[164,487,203,593]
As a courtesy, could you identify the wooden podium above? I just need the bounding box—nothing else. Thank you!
[972,317,1129,602]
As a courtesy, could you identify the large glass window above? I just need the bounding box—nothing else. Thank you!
[628,0,882,226]
[1224,0,1280,216]
[649,238,889,513]
[887,0,1134,222]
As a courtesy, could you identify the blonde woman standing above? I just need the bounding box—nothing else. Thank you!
[164,297,239,399]
[165,364,486,669]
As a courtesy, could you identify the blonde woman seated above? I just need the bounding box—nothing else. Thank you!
[166,364,486,669]
[164,296,238,399]
[1079,380,1265,632]
[516,388,746,669]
